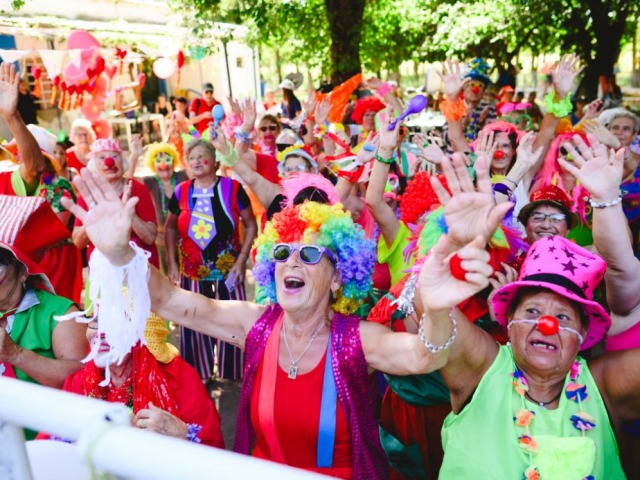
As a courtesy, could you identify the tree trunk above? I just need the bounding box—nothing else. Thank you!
[324,0,366,84]
[577,1,630,98]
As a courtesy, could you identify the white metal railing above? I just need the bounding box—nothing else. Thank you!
[0,377,328,480]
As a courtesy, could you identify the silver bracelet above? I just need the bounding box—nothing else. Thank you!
[589,192,623,209]
[418,310,457,353]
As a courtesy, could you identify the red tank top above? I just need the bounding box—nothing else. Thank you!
[250,346,353,478]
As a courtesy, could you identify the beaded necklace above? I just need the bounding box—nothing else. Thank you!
[511,360,595,479]
[155,173,176,218]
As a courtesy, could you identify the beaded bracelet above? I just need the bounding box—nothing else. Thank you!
[543,91,572,118]
[418,310,457,353]
[589,192,623,209]
[375,152,395,164]
[185,423,202,443]
[234,129,251,145]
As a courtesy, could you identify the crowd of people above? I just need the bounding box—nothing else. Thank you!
[1,48,640,479]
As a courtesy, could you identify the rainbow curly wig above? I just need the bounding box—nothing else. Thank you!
[252,201,376,315]
[145,142,180,172]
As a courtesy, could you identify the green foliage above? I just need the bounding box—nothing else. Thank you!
[171,0,640,87]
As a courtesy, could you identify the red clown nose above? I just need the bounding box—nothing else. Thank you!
[449,254,468,281]
[104,157,116,168]
[494,150,505,160]
[537,316,559,336]
[471,86,480,94]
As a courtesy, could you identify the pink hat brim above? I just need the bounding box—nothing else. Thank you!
[490,280,610,350]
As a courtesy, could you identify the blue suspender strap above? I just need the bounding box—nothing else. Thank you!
[317,335,337,468]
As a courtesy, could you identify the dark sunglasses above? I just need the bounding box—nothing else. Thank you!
[260,125,278,132]
[272,243,337,265]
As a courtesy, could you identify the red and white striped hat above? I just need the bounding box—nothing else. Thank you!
[88,138,122,159]
[0,195,71,293]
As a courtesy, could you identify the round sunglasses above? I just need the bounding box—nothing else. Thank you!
[272,243,336,265]
[260,125,278,132]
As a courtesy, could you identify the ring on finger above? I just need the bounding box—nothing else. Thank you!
[89,201,97,209]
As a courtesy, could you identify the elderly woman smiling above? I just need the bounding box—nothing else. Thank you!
[414,149,639,479]
[61,144,495,478]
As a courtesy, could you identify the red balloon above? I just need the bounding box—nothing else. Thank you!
[177,50,185,69]
[137,73,146,89]
[449,254,468,281]
[105,66,117,80]
[53,75,61,87]
[94,56,105,74]
[537,315,559,336]
[494,150,505,159]
[60,81,68,92]
[31,66,42,80]
[67,84,77,95]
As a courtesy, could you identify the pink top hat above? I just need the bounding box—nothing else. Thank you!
[490,235,609,350]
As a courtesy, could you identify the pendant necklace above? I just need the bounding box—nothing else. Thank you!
[282,319,325,379]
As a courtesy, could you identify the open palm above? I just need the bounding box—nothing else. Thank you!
[559,134,624,202]
[431,153,512,250]
[61,170,137,265]
[0,62,19,116]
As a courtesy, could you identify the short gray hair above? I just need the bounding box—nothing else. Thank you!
[184,139,216,162]
[602,108,639,133]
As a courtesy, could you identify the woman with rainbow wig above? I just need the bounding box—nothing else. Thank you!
[62,154,500,478]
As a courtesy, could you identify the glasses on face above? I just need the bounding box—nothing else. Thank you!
[284,164,310,174]
[272,244,337,265]
[465,81,486,91]
[260,125,278,133]
[204,90,213,95]
[529,212,567,224]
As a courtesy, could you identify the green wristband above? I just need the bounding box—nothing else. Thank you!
[216,148,240,167]
[543,91,572,118]
[375,152,395,165]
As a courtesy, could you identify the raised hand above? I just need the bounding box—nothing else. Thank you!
[0,62,19,117]
[209,124,230,155]
[366,76,383,90]
[436,59,468,99]
[418,235,494,312]
[474,130,497,162]
[488,262,519,291]
[227,96,242,117]
[60,169,138,265]
[584,98,604,120]
[302,89,317,116]
[377,104,400,152]
[430,153,513,251]
[240,97,257,133]
[582,119,621,149]
[552,53,584,99]
[314,97,331,126]
[129,134,144,158]
[559,133,624,203]
[514,130,543,171]
[356,133,380,164]
[413,133,445,165]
